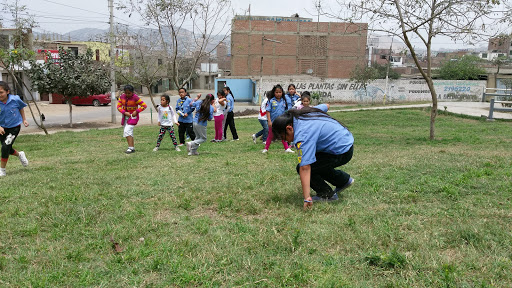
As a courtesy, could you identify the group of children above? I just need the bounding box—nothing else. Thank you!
[2,81,354,207]
[253,84,325,154]
[117,85,239,156]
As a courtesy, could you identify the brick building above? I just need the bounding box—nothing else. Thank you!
[230,15,368,78]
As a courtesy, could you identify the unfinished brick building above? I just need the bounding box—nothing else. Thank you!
[231,16,368,79]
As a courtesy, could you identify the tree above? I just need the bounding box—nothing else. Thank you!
[0,0,48,134]
[116,30,167,109]
[492,55,510,75]
[350,64,379,101]
[324,0,504,139]
[373,63,401,80]
[120,0,231,89]
[28,47,111,127]
[437,55,486,80]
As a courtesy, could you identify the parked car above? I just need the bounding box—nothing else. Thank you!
[71,93,112,106]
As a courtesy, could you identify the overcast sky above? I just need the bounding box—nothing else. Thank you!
[5,0,493,50]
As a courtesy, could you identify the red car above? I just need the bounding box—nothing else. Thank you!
[71,94,112,106]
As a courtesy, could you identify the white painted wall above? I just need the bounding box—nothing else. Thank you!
[255,76,486,104]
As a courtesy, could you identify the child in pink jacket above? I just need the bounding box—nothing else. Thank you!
[117,84,147,154]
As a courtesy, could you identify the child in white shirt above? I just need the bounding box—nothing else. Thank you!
[153,94,180,152]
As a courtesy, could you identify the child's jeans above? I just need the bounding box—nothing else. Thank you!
[255,119,268,142]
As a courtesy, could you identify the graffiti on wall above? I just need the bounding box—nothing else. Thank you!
[258,78,486,104]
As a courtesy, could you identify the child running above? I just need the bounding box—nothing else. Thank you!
[186,94,215,156]
[263,84,294,154]
[272,104,354,209]
[251,91,270,145]
[286,84,301,106]
[117,84,147,154]
[212,90,227,142]
[153,94,181,152]
[0,81,29,177]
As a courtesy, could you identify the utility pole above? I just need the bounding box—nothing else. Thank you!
[384,36,394,105]
[109,0,117,123]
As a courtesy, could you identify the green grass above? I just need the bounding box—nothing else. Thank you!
[1,108,512,287]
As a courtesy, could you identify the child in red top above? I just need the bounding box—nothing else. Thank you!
[117,84,147,154]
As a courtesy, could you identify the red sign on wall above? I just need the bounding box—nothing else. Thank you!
[38,50,59,62]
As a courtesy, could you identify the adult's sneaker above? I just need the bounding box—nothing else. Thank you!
[311,193,339,202]
[285,148,294,153]
[334,177,355,194]
[252,134,257,144]
[125,148,135,154]
[18,151,28,167]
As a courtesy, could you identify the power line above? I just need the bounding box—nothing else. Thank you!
[40,0,110,17]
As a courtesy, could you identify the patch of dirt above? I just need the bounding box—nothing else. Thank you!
[42,122,118,130]
[234,109,258,117]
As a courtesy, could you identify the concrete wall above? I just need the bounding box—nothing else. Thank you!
[254,76,486,104]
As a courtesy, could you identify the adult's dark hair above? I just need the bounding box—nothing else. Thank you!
[0,81,11,93]
[272,106,347,140]
[123,84,134,92]
[224,86,235,101]
[199,94,214,122]
[271,84,288,110]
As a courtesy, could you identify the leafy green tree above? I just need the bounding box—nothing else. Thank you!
[28,47,111,127]
[350,64,379,101]
[438,55,486,80]
[373,63,401,80]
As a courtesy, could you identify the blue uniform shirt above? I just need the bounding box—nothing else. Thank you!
[0,94,27,128]
[287,93,300,104]
[192,100,214,126]
[226,94,234,112]
[266,95,292,123]
[176,97,194,123]
[294,104,354,167]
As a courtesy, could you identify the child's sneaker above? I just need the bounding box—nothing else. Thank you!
[312,193,339,202]
[262,149,268,153]
[18,151,28,167]
[153,147,159,152]
[252,134,257,144]
[285,148,294,153]
[0,168,6,177]
[175,146,181,152]
[125,148,135,154]
[186,142,192,153]
[4,133,15,145]
[178,143,184,147]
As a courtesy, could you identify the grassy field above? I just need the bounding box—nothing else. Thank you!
[1,108,511,287]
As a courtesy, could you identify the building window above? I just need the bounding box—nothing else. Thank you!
[481,53,488,58]
[0,35,9,49]
[69,47,79,56]
[95,49,100,61]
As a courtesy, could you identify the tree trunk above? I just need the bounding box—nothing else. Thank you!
[426,79,437,140]
[68,100,73,128]
[147,88,157,110]
[7,69,49,134]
